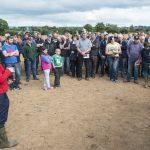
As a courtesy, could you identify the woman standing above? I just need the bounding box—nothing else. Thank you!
[106,36,121,82]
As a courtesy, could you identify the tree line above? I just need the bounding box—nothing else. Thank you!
[0,19,150,36]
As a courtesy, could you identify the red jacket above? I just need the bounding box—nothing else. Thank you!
[0,64,11,94]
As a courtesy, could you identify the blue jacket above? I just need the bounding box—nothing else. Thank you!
[2,43,18,64]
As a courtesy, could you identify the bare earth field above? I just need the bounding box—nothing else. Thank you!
[5,74,150,150]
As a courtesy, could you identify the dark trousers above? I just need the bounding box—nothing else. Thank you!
[70,60,77,77]
[77,56,90,78]
[24,59,37,80]
[90,56,98,77]
[0,93,9,128]
[54,67,62,86]
[99,57,106,76]
[121,57,128,78]
[63,57,70,75]
[36,54,40,74]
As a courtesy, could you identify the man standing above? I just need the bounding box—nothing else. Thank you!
[2,36,21,90]
[22,37,38,82]
[126,36,143,84]
[35,33,44,75]
[99,34,107,77]
[90,33,100,78]
[77,33,92,80]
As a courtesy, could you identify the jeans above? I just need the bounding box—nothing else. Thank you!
[0,93,9,128]
[108,57,119,81]
[54,67,62,86]
[90,56,98,77]
[77,55,90,78]
[63,57,70,75]
[127,58,139,81]
[5,63,21,88]
[43,69,51,89]
[24,59,37,80]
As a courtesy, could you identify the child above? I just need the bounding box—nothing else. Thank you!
[41,47,53,90]
[141,42,150,88]
[52,49,64,87]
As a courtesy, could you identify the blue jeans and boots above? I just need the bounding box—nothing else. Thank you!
[5,63,21,89]
[127,58,139,82]
[108,57,119,82]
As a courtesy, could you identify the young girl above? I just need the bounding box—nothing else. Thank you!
[41,47,53,90]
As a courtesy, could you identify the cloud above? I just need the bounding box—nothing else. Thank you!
[0,0,149,26]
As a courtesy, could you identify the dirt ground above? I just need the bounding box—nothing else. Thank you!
[5,74,150,150]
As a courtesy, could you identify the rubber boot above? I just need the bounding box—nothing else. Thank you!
[0,127,18,149]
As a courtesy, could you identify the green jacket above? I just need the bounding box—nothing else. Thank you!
[22,44,37,61]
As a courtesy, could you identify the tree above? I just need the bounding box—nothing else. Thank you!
[105,24,119,33]
[83,24,93,32]
[95,22,105,32]
[0,19,9,35]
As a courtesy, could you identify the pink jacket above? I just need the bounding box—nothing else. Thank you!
[41,54,52,70]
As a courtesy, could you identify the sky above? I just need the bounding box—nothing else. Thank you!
[0,0,150,27]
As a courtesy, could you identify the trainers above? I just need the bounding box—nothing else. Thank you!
[134,80,139,84]
[47,87,54,90]
[123,79,130,82]
[26,79,29,82]
[85,78,90,81]
[33,78,39,80]
[78,78,82,81]
[144,84,148,88]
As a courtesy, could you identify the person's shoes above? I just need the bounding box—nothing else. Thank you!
[92,75,95,78]
[54,85,61,88]
[100,74,104,77]
[14,86,22,90]
[134,80,139,84]
[26,79,29,82]
[85,78,90,81]
[0,127,18,149]
[33,78,39,80]
[110,78,113,81]
[47,87,54,90]
[123,79,130,82]
[144,84,148,88]
[78,78,82,81]
[113,80,118,83]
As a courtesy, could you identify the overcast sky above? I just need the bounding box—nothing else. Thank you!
[0,0,149,27]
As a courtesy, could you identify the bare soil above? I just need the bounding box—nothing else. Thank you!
[5,74,150,150]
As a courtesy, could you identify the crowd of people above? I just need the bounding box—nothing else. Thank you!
[0,31,150,90]
[0,30,150,148]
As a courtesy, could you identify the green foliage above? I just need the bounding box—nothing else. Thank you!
[83,24,93,32]
[0,19,150,36]
[95,22,105,32]
[0,19,9,35]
